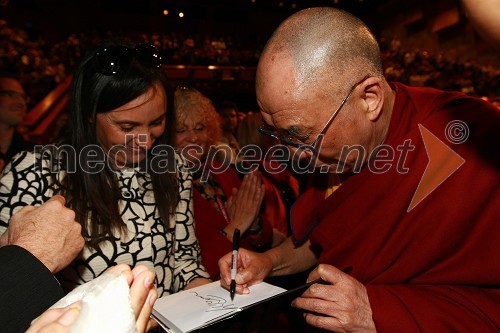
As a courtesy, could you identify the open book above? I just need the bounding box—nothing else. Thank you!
[152,281,286,333]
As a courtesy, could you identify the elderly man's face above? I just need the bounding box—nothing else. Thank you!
[256,56,370,173]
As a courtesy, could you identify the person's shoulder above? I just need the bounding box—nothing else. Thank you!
[394,82,467,110]
[3,145,68,177]
[11,130,35,150]
[3,150,39,172]
[394,82,499,120]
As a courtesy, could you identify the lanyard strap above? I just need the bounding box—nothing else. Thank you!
[214,193,230,223]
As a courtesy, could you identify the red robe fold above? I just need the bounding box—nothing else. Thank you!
[293,83,500,332]
[259,160,300,235]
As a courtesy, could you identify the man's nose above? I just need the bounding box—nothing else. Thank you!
[289,146,315,161]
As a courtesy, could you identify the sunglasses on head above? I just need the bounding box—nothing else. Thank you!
[93,43,164,75]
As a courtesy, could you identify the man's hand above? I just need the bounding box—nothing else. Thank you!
[218,247,273,294]
[291,264,376,333]
[1,195,85,273]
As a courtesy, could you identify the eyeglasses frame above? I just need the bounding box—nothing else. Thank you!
[258,76,368,155]
[0,90,30,103]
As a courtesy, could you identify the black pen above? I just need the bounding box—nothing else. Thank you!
[230,228,240,301]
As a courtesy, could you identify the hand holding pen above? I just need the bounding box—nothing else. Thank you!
[230,228,240,301]
[218,246,274,297]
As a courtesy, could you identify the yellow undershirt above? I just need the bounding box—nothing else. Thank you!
[325,184,341,199]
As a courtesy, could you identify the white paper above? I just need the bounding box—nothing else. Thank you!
[152,281,286,333]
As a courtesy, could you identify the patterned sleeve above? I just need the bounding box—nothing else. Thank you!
[171,153,209,291]
[0,151,56,231]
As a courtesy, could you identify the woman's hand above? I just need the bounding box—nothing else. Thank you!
[224,171,265,237]
[25,302,81,333]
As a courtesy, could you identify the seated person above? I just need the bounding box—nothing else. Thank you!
[219,7,500,332]
[0,42,210,299]
[172,87,281,279]
[237,112,300,236]
[216,100,240,158]
[0,75,33,172]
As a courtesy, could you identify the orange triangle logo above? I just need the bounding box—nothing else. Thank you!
[408,124,466,212]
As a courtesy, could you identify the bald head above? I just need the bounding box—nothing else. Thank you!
[257,7,383,96]
[255,8,394,172]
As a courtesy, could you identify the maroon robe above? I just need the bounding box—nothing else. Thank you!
[258,160,300,235]
[292,83,500,332]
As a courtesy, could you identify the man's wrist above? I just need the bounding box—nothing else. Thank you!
[14,241,57,273]
[265,247,282,277]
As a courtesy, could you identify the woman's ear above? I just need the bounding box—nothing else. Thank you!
[359,76,384,122]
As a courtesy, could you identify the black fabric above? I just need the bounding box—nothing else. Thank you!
[0,245,64,333]
[0,131,34,165]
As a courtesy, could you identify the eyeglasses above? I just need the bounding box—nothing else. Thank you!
[93,43,164,76]
[258,76,367,155]
[0,90,30,103]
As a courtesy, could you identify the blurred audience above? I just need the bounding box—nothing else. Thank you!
[0,19,498,112]
[380,38,500,104]
[217,100,241,158]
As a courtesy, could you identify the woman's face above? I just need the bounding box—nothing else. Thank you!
[173,111,209,161]
[95,83,166,167]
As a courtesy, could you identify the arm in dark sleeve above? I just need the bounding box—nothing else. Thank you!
[0,245,64,333]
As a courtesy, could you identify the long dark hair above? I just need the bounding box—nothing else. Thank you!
[57,41,178,249]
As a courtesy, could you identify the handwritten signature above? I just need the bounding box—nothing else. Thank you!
[190,292,239,312]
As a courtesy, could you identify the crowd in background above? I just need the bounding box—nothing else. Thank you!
[380,38,500,103]
[1,19,499,108]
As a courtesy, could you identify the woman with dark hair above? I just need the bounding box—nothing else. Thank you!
[0,42,210,297]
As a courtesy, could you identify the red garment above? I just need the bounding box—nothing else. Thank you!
[259,160,300,235]
[294,83,500,332]
[193,167,273,279]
